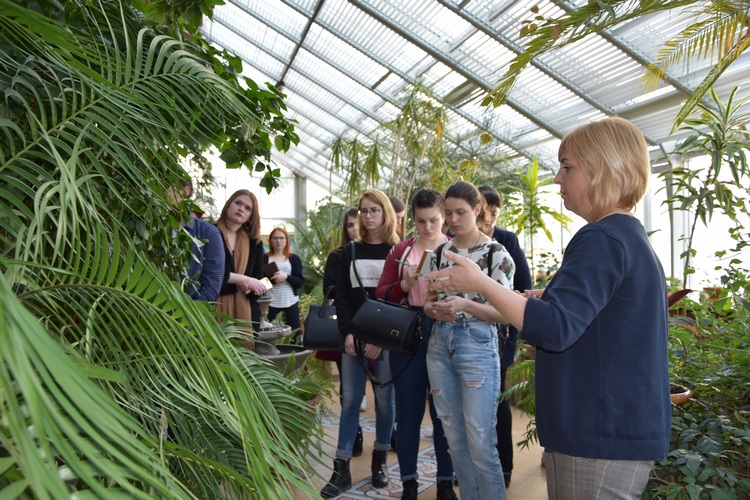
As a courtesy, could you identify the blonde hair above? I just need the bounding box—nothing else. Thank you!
[357,189,399,246]
[559,117,650,221]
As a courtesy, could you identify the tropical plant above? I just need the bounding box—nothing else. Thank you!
[484,0,750,130]
[0,1,322,497]
[659,87,750,287]
[328,81,485,205]
[502,158,572,272]
[290,199,350,296]
[647,276,750,498]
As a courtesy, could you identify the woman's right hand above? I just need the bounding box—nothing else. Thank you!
[239,277,268,295]
[401,265,420,290]
[344,334,381,359]
[522,289,544,299]
[344,334,357,357]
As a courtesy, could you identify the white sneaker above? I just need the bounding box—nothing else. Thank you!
[360,395,367,412]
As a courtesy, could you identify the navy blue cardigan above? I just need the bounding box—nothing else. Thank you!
[522,214,671,461]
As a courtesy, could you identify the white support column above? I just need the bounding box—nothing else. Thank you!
[294,173,307,227]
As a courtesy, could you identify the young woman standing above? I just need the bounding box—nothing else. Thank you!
[215,189,268,349]
[320,208,364,457]
[320,189,400,498]
[264,227,304,333]
[424,180,514,500]
[376,189,457,500]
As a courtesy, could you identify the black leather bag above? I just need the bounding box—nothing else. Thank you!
[349,243,420,355]
[350,295,420,355]
[302,286,341,351]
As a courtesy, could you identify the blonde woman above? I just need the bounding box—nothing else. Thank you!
[321,189,400,498]
[428,118,670,499]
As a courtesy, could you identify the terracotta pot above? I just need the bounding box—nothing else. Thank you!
[670,384,693,406]
[702,287,724,302]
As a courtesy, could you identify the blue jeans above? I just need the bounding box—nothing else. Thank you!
[335,350,395,458]
[427,317,506,500]
[390,311,453,482]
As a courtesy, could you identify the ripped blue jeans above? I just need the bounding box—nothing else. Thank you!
[426,317,505,500]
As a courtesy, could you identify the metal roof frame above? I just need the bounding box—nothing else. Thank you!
[200,0,750,193]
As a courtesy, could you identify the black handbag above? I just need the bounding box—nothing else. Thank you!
[349,243,420,355]
[302,286,341,351]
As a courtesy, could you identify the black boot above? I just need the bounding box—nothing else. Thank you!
[401,478,418,499]
[436,479,458,500]
[371,449,389,488]
[352,426,363,457]
[320,458,351,498]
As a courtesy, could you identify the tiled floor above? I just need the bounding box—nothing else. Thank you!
[297,376,547,499]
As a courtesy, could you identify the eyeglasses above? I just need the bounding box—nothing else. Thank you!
[358,207,382,217]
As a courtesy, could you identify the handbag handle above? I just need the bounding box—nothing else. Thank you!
[354,341,415,387]
[322,284,335,304]
[350,241,368,300]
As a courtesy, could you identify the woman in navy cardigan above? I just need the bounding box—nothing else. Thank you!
[427,117,670,499]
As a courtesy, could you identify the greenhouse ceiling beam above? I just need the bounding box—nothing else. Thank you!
[349,0,566,139]
[272,0,541,168]
[278,123,336,170]
[439,1,613,117]
[212,19,384,127]
[556,1,704,107]
[275,0,325,89]
[275,148,340,192]
[269,126,342,188]
[221,2,481,159]
[205,25,374,140]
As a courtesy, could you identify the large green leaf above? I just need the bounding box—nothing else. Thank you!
[0,1,325,497]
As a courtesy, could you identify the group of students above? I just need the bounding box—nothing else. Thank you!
[178,116,671,500]
[319,181,524,500]
[318,117,671,500]
[173,185,305,344]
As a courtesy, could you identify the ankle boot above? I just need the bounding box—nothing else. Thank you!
[320,458,351,498]
[436,479,458,500]
[401,478,418,499]
[370,449,389,488]
[352,426,363,457]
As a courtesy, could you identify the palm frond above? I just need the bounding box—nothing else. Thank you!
[484,0,702,109]
[1,0,260,242]
[1,2,324,497]
[0,272,196,499]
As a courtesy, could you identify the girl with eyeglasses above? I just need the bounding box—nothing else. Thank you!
[263,227,304,333]
[320,189,400,498]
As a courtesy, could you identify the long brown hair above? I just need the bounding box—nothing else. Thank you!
[339,207,359,249]
[218,189,260,243]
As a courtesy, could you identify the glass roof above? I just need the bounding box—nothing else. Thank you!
[200,0,750,191]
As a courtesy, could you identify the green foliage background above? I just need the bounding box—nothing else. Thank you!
[0,0,322,497]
